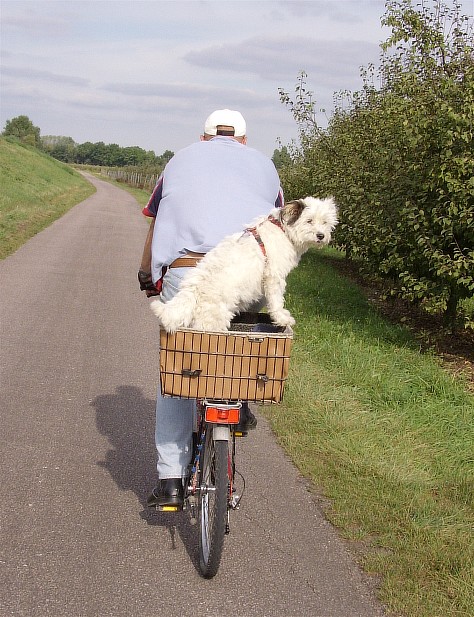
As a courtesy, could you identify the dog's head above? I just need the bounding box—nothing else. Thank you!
[279,196,338,250]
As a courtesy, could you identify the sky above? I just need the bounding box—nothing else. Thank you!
[1,0,473,158]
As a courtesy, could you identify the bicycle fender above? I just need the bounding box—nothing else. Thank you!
[212,426,230,441]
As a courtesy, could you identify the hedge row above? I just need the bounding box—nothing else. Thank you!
[279,0,473,327]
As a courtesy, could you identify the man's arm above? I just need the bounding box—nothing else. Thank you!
[138,218,160,296]
[138,174,166,296]
[140,218,155,272]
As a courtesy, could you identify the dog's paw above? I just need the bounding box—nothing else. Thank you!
[271,309,295,328]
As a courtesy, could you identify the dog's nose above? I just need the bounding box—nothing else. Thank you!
[316,233,325,241]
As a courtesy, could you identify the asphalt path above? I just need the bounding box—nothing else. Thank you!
[1,173,386,616]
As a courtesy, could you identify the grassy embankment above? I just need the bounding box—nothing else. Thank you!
[2,148,473,617]
[0,137,95,259]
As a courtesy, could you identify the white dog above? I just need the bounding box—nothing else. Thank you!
[151,196,338,332]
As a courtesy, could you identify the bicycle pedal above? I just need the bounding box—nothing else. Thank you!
[233,430,248,437]
[157,504,182,513]
[230,495,241,509]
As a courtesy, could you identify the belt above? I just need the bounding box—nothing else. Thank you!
[169,253,205,268]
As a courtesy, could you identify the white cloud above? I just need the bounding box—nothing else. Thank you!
[1,0,472,157]
[184,36,379,83]
[2,66,90,86]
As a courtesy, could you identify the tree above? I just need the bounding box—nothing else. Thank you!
[2,115,41,147]
[272,146,292,170]
[159,150,174,165]
[41,135,77,162]
[74,141,98,165]
[279,1,474,327]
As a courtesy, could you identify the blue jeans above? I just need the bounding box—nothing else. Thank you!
[155,267,195,479]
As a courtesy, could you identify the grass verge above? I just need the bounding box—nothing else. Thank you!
[0,137,95,259]
[263,247,474,617]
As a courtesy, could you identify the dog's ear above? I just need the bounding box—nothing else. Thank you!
[282,199,306,226]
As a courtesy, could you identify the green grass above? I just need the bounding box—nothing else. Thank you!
[263,247,474,617]
[0,137,95,258]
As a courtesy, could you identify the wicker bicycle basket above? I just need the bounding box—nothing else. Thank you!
[159,313,293,403]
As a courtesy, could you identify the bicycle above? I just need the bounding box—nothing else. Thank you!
[157,313,293,578]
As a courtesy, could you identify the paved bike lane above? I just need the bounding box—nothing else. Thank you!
[0,173,386,616]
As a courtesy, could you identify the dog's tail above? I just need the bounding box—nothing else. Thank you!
[150,291,197,333]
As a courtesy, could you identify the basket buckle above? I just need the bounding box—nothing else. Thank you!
[182,369,202,378]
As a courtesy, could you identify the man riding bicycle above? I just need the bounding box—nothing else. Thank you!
[139,109,283,508]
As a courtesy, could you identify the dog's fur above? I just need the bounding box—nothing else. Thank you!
[151,196,338,332]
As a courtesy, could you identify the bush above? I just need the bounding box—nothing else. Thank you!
[279,0,474,328]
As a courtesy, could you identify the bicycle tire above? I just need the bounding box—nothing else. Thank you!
[198,428,229,578]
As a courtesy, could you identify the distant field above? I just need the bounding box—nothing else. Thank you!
[0,137,95,259]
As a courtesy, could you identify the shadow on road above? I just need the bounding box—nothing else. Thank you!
[90,385,200,571]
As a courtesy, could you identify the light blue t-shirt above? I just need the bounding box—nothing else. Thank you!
[144,136,283,286]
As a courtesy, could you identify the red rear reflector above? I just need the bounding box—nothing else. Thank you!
[205,406,240,424]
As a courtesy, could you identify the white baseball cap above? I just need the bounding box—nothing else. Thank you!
[204,109,246,137]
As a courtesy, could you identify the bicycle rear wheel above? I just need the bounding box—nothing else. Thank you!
[198,428,229,578]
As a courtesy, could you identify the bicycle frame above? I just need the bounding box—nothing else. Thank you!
[187,401,242,499]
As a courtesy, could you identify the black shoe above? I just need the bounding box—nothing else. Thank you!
[235,403,257,433]
[147,478,184,508]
